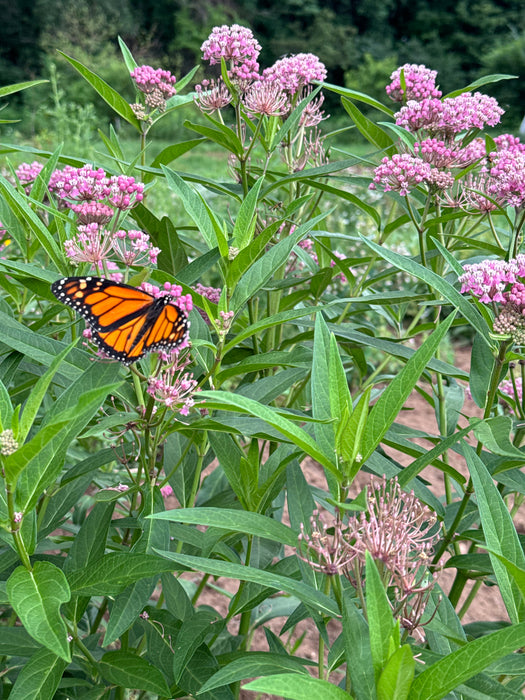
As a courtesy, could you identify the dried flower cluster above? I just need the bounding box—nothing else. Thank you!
[299,476,440,640]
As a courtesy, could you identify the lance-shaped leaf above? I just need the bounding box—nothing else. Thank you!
[57,51,141,131]
[7,562,71,661]
[360,313,455,465]
[8,648,68,700]
[198,390,338,476]
[100,650,170,696]
[243,673,350,699]
[462,442,525,623]
[361,235,492,348]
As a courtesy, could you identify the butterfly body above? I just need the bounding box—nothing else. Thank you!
[51,276,188,364]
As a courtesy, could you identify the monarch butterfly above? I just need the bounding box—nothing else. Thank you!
[51,276,189,365]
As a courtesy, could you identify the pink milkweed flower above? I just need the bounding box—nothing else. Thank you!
[242,81,288,117]
[160,484,174,498]
[201,24,261,81]
[194,79,232,114]
[147,353,200,415]
[262,53,327,96]
[386,64,442,102]
[130,65,177,100]
[64,224,114,266]
[112,229,161,267]
[370,153,432,196]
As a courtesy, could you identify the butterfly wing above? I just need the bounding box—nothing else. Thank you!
[51,276,188,364]
[97,298,188,364]
[51,276,157,330]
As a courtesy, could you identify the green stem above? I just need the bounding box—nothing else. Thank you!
[433,340,510,569]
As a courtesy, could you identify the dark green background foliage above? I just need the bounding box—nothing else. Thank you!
[1,0,525,129]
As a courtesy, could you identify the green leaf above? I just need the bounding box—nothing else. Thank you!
[184,118,243,157]
[342,97,394,150]
[154,550,339,617]
[149,507,298,546]
[270,86,323,151]
[104,577,157,646]
[198,390,338,476]
[67,553,175,596]
[366,552,395,677]
[18,340,77,443]
[199,652,309,694]
[232,177,264,250]
[0,377,13,431]
[117,36,138,72]
[149,138,205,173]
[469,333,494,409]
[173,610,221,682]
[243,673,349,699]
[3,419,69,486]
[223,307,322,355]
[0,175,63,269]
[445,73,517,98]
[57,51,141,131]
[360,312,455,464]
[339,387,371,471]
[322,82,394,116]
[311,314,335,458]
[377,645,415,700]
[0,80,48,98]
[100,650,170,695]
[462,443,525,623]
[343,595,377,699]
[7,562,71,661]
[230,212,329,312]
[361,236,493,349]
[16,377,122,512]
[408,621,525,700]
[162,166,218,249]
[8,648,68,700]
[303,178,381,228]
[473,416,525,461]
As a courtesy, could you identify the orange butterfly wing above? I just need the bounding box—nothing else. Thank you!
[51,276,188,364]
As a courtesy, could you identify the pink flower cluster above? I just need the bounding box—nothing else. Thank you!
[201,24,261,81]
[193,283,221,324]
[488,149,525,208]
[262,53,327,96]
[147,352,199,415]
[48,165,158,272]
[370,153,432,196]
[130,65,177,99]
[394,93,504,136]
[49,165,144,211]
[15,161,43,189]
[386,64,442,102]
[459,256,525,304]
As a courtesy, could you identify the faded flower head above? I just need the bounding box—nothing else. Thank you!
[194,79,232,114]
[386,64,442,102]
[298,476,440,641]
[242,81,288,118]
[147,352,199,415]
[262,53,327,96]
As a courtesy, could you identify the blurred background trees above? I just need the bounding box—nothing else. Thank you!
[0,0,524,139]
